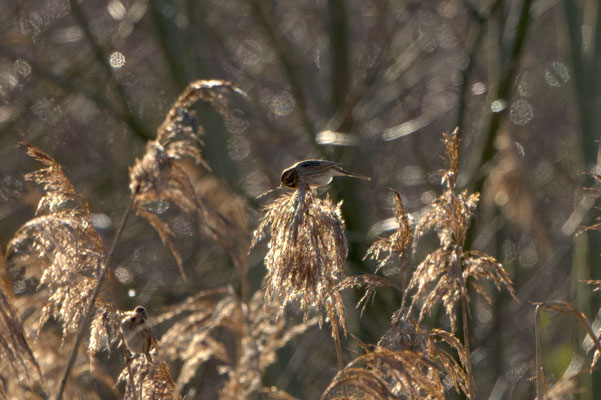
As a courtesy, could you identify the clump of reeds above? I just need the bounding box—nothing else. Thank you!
[339,129,516,399]
[5,144,180,399]
[129,80,248,280]
[401,129,516,397]
[156,287,313,398]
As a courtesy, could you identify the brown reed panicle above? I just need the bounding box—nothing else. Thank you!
[155,287,312,398]
[405,129,516,330]
[321,345,445,400]
[375,312,469,398]
[366,189,412,277]
[118,357,179,400]
[129,80,247,280]
[250,188,347,330]
[7,144,120,357]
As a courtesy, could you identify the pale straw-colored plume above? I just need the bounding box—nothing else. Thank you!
[405,129,516,330]
[7,144,120,359]
[251,187,347,332]
[129,80,248,280]
[155,287,313,399]
[118,357,179,400]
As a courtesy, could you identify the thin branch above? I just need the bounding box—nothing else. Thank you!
[55,185,140,400]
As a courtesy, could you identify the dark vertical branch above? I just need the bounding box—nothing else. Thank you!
[563,2,601,397]
[68,0,151,140]
[328,0,351,130]
[148,0,188,91]
[249,0,317,138]
[455,0,503,132]
[468,0,534,195]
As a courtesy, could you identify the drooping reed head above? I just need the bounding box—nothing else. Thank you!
[251,188,347,330]
[128,80,248,280]
[8,144,120,355]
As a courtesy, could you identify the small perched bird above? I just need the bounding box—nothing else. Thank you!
[120,305,153,363]
[280,160,371,189]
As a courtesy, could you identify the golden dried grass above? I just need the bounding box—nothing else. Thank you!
[251,187,347,331]
[7,144,120,358]
[156,287,312,398]
[129,80,247,280]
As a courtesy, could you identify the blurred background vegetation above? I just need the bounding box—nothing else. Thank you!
[1,0,601,398]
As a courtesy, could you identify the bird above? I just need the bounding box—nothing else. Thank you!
[280,160,371,189]
[120,305,154,363]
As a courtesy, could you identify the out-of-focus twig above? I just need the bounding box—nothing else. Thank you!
[468,0,534,194]
[455,0,503,132]
[249,0,317,139]
[68,0,151,141]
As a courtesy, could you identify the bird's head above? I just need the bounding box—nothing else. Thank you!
[280,168,298,189]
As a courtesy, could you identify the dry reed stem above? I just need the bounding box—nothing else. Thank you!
[129,79,248,281]
[534,301,601,400]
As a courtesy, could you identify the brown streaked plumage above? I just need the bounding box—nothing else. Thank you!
[280,160,371,189]
[120,305,153,363]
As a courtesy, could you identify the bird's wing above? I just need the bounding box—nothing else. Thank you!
[296,160,337,168]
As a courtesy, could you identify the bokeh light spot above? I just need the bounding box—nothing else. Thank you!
[109,51,126,68]
[509,100,533,125]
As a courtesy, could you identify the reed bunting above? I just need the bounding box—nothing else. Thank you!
[280,160,371,189]
[120,305,153,363]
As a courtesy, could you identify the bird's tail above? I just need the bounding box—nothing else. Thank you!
[335,166,371,181]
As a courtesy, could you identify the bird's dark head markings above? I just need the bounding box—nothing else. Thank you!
[280,169,298,188]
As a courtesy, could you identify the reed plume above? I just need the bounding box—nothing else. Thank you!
[251,188,347,329]
[129,80,248,280]
[325,311,470,399]
[7,144,120,358]
[321,345,445,400]
[366,189,412,279]
[156,287,311,398]
[118,357,179,400]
